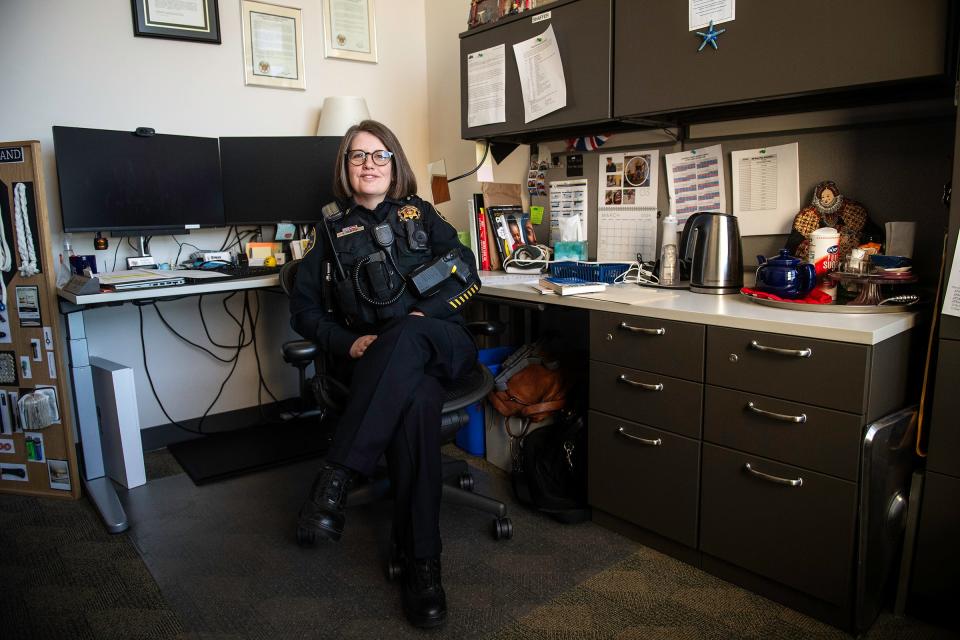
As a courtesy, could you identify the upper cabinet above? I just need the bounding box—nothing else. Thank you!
[614,0,955,120]
[459,0,613,141]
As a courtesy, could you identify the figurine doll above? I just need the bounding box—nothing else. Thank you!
[786,181,881,265]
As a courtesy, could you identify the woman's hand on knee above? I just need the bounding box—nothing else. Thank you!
[350,334,378,358]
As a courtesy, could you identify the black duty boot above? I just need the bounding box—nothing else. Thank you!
[296,464,354,546]
[401,556,447,628]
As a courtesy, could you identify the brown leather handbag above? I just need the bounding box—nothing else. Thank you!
[487,362,569,423]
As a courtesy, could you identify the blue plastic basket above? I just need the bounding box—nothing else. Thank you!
[549,261,631,284]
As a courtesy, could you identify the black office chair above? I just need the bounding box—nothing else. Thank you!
[279,260,514,552]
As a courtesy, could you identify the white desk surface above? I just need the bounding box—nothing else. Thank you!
[58,274,280,306]
[478,277,920,346]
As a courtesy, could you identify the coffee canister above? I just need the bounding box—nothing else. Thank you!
[808,227,840,299]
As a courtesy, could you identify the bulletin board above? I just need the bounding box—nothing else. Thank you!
[0,141,80,499]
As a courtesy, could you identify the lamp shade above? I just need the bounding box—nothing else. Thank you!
[316,96,370,136]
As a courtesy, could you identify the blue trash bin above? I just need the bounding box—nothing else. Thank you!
[455,346,515,456]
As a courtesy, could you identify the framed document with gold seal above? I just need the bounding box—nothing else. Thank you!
[323,0,378,63]
[241,0,306,89]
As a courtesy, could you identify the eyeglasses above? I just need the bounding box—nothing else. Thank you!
[346,149,394,166]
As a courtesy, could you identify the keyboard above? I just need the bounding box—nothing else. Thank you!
[209,264,283,279]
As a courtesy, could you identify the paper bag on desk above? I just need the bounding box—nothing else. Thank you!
[481,182,523,208]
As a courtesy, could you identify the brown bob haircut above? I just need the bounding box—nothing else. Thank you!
[332,119,418,202]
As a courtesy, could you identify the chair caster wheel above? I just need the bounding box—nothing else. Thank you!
[296,527,317,547]
[387,557,404,581]
[492,517,513,540]
[458,473,475,492]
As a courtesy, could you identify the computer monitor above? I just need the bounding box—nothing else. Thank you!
[219,136,341,225]
[52,126,225,234]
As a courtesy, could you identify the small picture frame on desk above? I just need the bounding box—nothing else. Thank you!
[130,0,222,44]
[323,0,378,63]
[241,0,306,89]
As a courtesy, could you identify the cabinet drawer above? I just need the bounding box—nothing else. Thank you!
[590,310,704,381]
[703,386,862,480]
[700,444,857,606]
[588,411,700,547]
[590,361,702,438]
[706,326,869,413]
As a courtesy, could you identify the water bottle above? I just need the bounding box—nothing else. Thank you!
[659,213,679,286]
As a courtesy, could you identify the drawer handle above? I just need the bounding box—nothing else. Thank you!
[619,321,665,336]
[746,401,807,423]
[617,427,662,446]
[617,374,663,392]
[749,340,812,358]
[744,463,803,487]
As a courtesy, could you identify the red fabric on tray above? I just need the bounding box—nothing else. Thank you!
[740,287,834,304]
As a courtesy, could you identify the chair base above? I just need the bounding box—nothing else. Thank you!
[344,455,513,541]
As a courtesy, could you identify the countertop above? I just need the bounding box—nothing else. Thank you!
[478,275,921,345]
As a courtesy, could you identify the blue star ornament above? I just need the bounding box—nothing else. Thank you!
[696,20,725,51]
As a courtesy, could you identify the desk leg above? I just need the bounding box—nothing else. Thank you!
[65,309,129,533]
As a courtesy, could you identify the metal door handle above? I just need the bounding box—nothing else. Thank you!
[749,340,812,358]
[619,321,665,335]
[744,463,803,487]
[617,374,663,391]
[746,401,807,423]
[617,427,662,446]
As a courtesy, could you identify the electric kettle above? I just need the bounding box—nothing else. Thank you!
[678,212,743,294]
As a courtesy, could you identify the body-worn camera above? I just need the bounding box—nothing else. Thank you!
[409,250,471,296]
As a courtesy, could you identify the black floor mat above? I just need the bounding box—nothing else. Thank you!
[168,418,331,485]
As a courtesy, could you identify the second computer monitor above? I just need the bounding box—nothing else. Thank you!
[220,136,342,225]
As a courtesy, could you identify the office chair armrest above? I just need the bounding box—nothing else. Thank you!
[282,339,320,364]
[466,320,505,337]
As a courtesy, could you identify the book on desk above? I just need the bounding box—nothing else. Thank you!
[537,276,608,296]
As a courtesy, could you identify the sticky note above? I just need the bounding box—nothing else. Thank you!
[530,206,544,225]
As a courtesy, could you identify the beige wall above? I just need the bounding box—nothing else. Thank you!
[0,0,434,429]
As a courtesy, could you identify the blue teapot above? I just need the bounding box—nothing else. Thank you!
[755,249,816,299]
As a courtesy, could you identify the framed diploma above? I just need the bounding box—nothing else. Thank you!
[130,0,221,43]
[240,1,306,90]
[323,0,378,63]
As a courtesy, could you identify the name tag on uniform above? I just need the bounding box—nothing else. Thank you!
[336,224,365,238]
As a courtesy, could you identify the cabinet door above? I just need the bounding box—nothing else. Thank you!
[706,326,870,414]
[460,0,612,139]
[614,0,951,118]
[928,339,960,477]
[590,361,703,438]
[700,444,857,607]
[590,310,704,381]
[703,386,862,481]
[588,411,700,547]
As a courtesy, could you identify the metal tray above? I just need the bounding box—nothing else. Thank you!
[740,293,918,314]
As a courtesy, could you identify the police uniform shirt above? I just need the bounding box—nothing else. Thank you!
[290,195,480,358]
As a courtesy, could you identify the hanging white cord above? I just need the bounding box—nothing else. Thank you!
[0,195,11,310]
[14,183,39,278]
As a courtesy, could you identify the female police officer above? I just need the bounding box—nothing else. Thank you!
[290,120,480,628]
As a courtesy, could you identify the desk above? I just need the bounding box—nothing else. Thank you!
[58,274,280,532]
[478,278,921,631]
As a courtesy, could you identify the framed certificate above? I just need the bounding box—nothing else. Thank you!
[323,0,378,63]
[130,0,221,44]
[241,0,306,90]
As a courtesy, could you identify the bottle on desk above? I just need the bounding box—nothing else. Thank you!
[659,213,679,286]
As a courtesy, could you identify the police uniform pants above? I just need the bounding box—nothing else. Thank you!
[325,315,477,559]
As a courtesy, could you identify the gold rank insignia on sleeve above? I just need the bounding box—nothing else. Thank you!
[447,282,480,309]
[398,205,421,221]
[304,227,318,256]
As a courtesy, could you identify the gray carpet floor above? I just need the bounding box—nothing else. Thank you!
[1,447,957,639]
